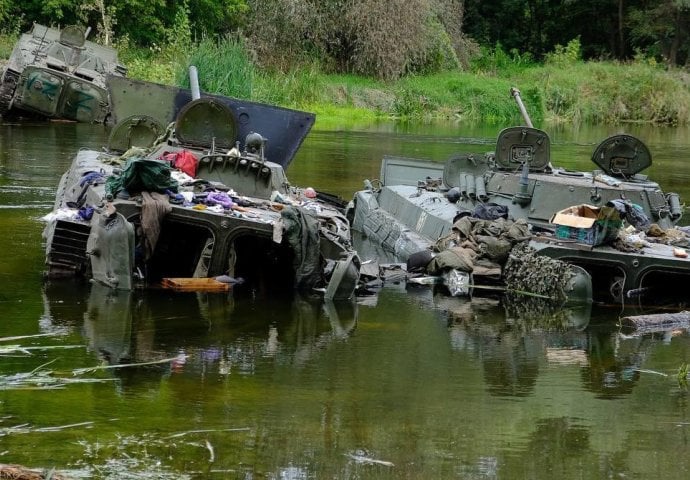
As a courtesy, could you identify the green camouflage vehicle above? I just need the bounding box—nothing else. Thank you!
[0,23,127,122]
[350,89,689,306]
[41,74,360,301]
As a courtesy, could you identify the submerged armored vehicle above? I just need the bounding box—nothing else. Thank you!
[0,23,127,122]
[41,74,360,300]
[350,88,689,305]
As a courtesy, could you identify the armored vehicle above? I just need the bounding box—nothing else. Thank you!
[0,23,127,122]
[41,74,360,300]
[350,88,689,305]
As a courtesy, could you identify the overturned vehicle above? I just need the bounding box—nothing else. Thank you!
[41,76,360,300]
[350,89,689,305]
[0,23,127,122]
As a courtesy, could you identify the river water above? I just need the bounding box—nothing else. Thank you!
[1,119,690,479]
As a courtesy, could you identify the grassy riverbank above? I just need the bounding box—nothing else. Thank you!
[125,40,690,127]
[3,33,690,127]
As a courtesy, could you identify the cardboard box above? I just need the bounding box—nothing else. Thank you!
[551,204,622,246]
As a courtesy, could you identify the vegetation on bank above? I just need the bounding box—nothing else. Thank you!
[122,36,690,127]
[2,1,690,126]
[2,30,690,127]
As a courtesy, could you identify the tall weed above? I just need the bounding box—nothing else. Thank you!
[253,63,325,107]
[544,38,582,67]
[471,43,535,77]
[526,61,690,125]
[394,73,542,123]
[117,35,179,85]
[179,36,254,99]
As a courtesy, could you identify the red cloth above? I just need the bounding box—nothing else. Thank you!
[160,150,198,178]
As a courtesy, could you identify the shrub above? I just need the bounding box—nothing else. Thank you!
[245,0,469,80]
[544,38,582,67]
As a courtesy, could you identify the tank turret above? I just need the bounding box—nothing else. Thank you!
[436,91,681,230]
[0,23,127,122]
[349,87,688,306]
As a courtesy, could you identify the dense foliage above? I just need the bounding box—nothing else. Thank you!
[244,0,467,79]
[2,0,690,125]
[2,0,690,76]
[464,0,690,66]
[0,0,247,45]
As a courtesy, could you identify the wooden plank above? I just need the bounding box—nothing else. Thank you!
[161,277,230,292]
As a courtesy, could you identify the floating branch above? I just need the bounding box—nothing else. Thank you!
[0,333,62,343]
[0,345,82,357]
[620,311,690,334]
[72,355,188,375]
[1,421,94,437]
[165,427,250,439]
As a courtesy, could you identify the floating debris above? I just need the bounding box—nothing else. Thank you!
[0,369,115,391]
[1,422,94,437]
[0,464,69,480]
[345,452,395,467]
[71,355,187,375]
[620,311,690,334]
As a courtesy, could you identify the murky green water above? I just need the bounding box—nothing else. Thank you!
[2,120,690,478]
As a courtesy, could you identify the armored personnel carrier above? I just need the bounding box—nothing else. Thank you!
[0,23,127,122]
[350,89,689,305]
[41,74,360,300]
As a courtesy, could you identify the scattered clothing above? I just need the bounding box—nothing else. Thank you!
[141,191,172,261]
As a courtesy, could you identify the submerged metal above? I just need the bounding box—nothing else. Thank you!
[0,23,127,123]
[350,89,689,305]
[42,78,359,300]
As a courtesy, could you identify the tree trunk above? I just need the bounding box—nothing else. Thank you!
[668,10,682,67]
[618,0,625,58]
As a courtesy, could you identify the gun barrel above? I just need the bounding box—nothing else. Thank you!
[189,66,201,100]
[510,87,533,128]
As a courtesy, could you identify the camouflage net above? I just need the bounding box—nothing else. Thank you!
[503,243,574,303]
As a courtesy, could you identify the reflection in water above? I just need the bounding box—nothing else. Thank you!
[83,285,133,365]
[502,417,599,478]
[7,121,690,478]
[423,289,650,399]
[502,294,592,332]
[41,282,358,380]
[581,327,646,399]
[34,245,677,476]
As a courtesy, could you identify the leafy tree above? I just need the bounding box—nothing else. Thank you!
[628,0,690,66]
[4,0,248,47]
[463,0,639,61]
[187,0,248,38]
[79,0,117,44]
[16,0,83,26]
[0,0,22,34]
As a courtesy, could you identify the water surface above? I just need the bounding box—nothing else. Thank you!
[1,119,690,478]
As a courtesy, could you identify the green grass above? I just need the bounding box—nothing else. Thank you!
[393,72,541,123]
[2,31,690,126]
[522,61,690,125]
[0,32,17,61]
[179,36,254,99]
